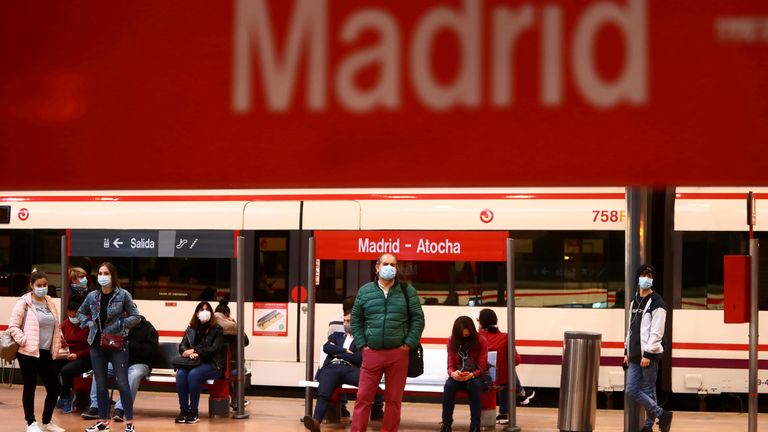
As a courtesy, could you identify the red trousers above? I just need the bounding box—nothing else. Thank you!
[351,347,409,432]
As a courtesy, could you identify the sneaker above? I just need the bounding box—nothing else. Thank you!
[185,410,199,424]
[124,424,135,432]
[495,413,509,425]
[26,422,43,432]
[56,398,66,409]
[302,415,321,432]
[81,407,100,420]
[370,407,384,421]
[174,411,188,424]
[340,406,351,418]
[659,410,673,432]
[112,409,124,422]
[62,398,73,414]
[85,422,110,432]
[517,389,535,405]
[40,423,65,432]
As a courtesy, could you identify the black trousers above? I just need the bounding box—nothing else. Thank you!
[57,357,92,398]
[18,350,61,426]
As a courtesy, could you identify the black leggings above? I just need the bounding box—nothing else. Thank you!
[17,350,61,426]
[58,358,92,398]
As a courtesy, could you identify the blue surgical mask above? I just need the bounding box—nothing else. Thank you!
[79,277,88,287]
[97,275,111,287]
[34,286,48,298]
[379,265,397,281]
[638,276,653,290]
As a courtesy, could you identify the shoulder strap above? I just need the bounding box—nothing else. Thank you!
[401,282,411,320]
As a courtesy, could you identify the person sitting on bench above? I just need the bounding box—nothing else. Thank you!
[81,316,158,422]
[303,313,365,432]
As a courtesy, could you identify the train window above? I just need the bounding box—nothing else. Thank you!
[0,229,65,297]
[0,206,9,224]
[314,230,624,308]
[681,231,768,310]
[67,256,232,301]
[254,233,289,302]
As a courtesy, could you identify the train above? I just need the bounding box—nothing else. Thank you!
[0,186,765,398]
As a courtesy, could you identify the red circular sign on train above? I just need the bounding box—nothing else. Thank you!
[18,208,29,221]
[290,285,308,303]
[479,209,494,223]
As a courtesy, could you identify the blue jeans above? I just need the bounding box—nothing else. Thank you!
[442,377,484,429]
[90,346,134,421]
[626,359,663,428]
[498,375,524,414]
[89,363,149,412]
[176,363,221,412]
[313,364,360,421]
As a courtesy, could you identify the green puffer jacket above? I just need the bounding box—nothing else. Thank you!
[351,279,425,350]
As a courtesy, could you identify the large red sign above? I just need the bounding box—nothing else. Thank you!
[315,231,508,261]
[1,0,767,189]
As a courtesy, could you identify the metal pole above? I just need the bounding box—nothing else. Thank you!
[304,237,316,418]
[233,236,249,419]
[748,238,759,432]
[624,187,648,432]
[60,235,68,322]
[505,238,521,432]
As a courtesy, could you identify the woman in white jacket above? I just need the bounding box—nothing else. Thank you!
[8,270,65,432]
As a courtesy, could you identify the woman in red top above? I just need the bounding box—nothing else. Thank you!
[56,300,92,414]
[440,316,488,432]
[477,308,534,425]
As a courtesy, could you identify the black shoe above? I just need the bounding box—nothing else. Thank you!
[370,408,384,421]
[112,408,124,422]
[659,410,673,432]
[185,410,199,424]
[302,415,321,432]
[496,413,509,424]
[174,411,188,424]
[439,422,452,432]
[81,407,100,420]
[468,427,480,432]
[340,406,351,418]
[640,428,653,432]
[517,389,535,405]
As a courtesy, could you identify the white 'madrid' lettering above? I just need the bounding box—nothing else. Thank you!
[232,0,327,112]
[232,0,648,113]
[572,0,647,108]
[410,0,481,111]
[417,239,461,254]
[358,238,401,254]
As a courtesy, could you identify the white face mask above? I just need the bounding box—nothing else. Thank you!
[33,286,48,298]
[638,276,653,290]
[68,316,80,325]
[198,310,212,323]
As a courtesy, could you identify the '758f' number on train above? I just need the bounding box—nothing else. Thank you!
[592,210,626,223]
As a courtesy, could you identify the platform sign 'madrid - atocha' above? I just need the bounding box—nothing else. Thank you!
[70,230,235,258]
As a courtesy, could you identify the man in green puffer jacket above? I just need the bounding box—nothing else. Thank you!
[350,253,425,432]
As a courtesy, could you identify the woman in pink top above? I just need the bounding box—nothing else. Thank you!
[7,270,64,432]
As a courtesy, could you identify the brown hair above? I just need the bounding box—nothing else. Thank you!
[29,269,48,290]
[189,301,217,329]
[450,316,479,353]
[98,262,120,288]
[69,267,86,283]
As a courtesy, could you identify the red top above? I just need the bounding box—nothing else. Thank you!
[479,328,521,385]
[446,335,488,378]
[61,318,90,359]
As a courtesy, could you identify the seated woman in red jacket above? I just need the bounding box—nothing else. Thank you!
[440,316,488,432]
[56,300,91,414]
[477,308,534,425]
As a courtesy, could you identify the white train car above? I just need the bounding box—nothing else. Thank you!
[0,186,765,396]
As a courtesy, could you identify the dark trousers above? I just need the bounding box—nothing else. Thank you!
[90,346,133,421]
[313,363,361,421]
[442,377,484,429]
[175,363,222,412]
[18,350,61,426]
[58,358,93,398]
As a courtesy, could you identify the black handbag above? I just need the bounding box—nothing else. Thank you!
[402,286,424,378]
[171,355,201,370]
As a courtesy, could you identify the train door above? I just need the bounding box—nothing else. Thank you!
[243,200,360,387]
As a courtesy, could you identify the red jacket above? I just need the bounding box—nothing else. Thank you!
[478,328,521,385]
[61,318,90,359]
[446,335,488,378]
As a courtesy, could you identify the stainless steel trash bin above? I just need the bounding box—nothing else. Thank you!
[557,331,601,432]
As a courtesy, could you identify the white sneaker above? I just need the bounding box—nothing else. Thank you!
[84,422,110,432]
[40,423,66,432]
[27,422,43,432]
